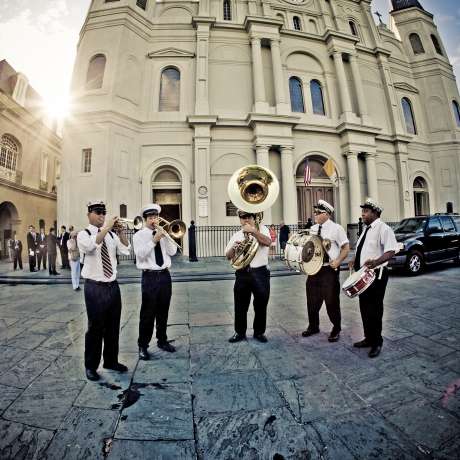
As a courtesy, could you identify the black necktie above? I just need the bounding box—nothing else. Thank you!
[354,225,370,271]
[154,234,164,267]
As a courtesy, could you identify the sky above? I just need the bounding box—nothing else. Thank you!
[0,0,459,120]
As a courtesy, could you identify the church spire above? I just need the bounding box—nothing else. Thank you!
[391,0,424,12]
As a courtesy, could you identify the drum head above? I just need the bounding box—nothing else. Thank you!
[342,269,363,289]
[301,240,316,263]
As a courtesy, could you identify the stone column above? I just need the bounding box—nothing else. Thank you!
[255,144,272,224]
[349,53,371,125]
[332,51,353,120]
[270,39,289,115]
[364,152,378,201]
[251,37,268,113]
[280,146,298,224]
[194,22,211,115]
[346,152,361,221]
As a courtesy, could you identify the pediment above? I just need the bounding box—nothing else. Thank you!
[393,82,419,94]
[147,48,195,59]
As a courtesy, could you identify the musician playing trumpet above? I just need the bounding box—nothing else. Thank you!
[225,210,272,343]
[302,200,349,343]
[133,203,177,361]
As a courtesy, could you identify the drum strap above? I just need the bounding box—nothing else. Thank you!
[318,225,330,263]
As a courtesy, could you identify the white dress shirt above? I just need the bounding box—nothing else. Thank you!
[77,224,131,282]
[225,225,271,268]
[356,218,398,268]
[310,219,349,261]
[133,227,177,270]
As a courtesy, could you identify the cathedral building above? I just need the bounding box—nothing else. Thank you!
[59,0,460,238]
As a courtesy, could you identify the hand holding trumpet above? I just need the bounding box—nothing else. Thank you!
[152,226,167,244]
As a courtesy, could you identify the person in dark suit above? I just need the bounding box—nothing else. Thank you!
[10,233,23,270]
[26,225,38,272]
[47,228,59,275]
[37,228,47,270]
[59,225,70,269]
[279,221,290,259]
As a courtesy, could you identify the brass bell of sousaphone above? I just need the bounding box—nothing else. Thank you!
[227,164,280,269]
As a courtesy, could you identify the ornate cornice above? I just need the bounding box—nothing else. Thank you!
[393,82,419,94]
[147,48,195,59]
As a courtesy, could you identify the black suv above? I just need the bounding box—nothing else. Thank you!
[390,213,460,275]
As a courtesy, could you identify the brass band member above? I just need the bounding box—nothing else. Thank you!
[77,201,131,381]
[302,200,350,342]
[133,204,177,360]
[225,210,272,343]
[349,198,398,358]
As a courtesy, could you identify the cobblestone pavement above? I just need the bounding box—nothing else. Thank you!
[0,263,459,459]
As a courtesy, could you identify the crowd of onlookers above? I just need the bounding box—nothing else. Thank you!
[6,224,81,290]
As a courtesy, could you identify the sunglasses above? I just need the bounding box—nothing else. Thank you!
[239,214,253,219]
[92,210,106,215]
[314,210,326,215]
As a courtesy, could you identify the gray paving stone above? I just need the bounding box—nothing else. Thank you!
[190,325,234,345]
[438,351,460,374]
[196,407,321,459]
[115,383,193,441]
[0,419,54,460]
[135,358,190,384]
[396,334,456,360]
[43,407,118,460]
[193,370,284,416]
[108,440,196,459]
[0,384,22,414]
[0,345,27,374]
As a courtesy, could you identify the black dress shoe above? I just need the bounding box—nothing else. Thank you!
[253,334,268,343]
[228,333,246,343]
[353,339,371,348]
[328,328,341,342]
[103,362,128,372]
[139,347,150,360]
[158,341,176,353]
[368,346,382,358]
[85,368,100,381]
[301,328,319,337]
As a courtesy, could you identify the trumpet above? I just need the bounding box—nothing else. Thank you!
[113,216,143,232]
[154,217,186,252]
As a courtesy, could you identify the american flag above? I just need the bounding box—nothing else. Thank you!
[304,160,312,186]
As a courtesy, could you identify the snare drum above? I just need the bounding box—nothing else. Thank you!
[342,266,376,298]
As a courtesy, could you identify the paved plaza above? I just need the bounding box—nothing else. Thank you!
[0,260,459,459]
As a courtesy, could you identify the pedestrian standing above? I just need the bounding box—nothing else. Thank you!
[269,224,277,259]
[67,230,81,290]
[46,228,59,275]
[77,201,130,381]
[59,226,70,269]
[279,221,290,259]
[37,228,47,270]
[26,225,38,272]
[10,233,23,270]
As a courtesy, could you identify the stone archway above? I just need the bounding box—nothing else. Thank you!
[295,155,335,223]
[0,201,19,259]
[413,176,430,216]
[151,167,183,223]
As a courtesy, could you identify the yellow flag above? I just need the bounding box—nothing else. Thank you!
[323,159,338,185]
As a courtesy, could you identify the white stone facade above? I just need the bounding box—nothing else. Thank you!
[59,0,460,238]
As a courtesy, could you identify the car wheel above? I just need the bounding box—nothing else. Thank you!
[406,250,424,275]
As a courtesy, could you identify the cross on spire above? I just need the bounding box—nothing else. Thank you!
[374,11,384,25]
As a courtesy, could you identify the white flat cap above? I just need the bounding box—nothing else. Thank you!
[87,200,106,212]
[141,203,161,217]
[361,197,383,213]
[314,199,334,214]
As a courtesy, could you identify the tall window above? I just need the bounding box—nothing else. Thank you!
[86,54,106,90]
[40,154,48,183]
[82,148,92,173]
[120,204,127,218]
[0,134,19,171]
[453,100,460,127]
[310,80,325,115]
[159,68,180,112]
[289,77,304,113]
[431,35,443,55]
[409,33,425,55]
[293,16,301,31]
[223,0,231,20]
[136,0,147,10]
[349,21,358,37]
[402,97,417,134]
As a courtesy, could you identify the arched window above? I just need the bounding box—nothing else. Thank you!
[86,54,106,90]
[293,16,301,31]
[289,77,304,113]
[223,0,231,20]
[136,0,147,10]
[159,67,180,112]
[120,204,127,218]
[402,97,417,134]
[0,134,20,171]
[276,14,285,27]
[39,219,45,230]
[453,100,460,127]
[349,21,358,37]
[310,80,325,115]
[431,35,443,55]
[413,176,430,216]
[309,19,318,34]
[409,33,425,55]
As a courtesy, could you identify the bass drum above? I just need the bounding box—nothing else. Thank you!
[284,232,324,276]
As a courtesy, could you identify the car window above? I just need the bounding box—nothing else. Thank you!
[451,216,460,232]
[427,217,443,233]
[394,218,426,233]
[440,216,455,232]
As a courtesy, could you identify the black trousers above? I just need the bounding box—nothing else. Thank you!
[84,279,122,370]
[306,266,341,331]
[138,270,172,348]
[358,268,389,347]
[37,249,47,269]
[13,252,22,270]
[234,266,270,336]
[28,252,36,271]
[60,247,69,268]
[48,253,57,274]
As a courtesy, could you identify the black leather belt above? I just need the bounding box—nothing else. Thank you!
[143,268,169,273]
[236,265,267,274]
[85,279,117,286]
